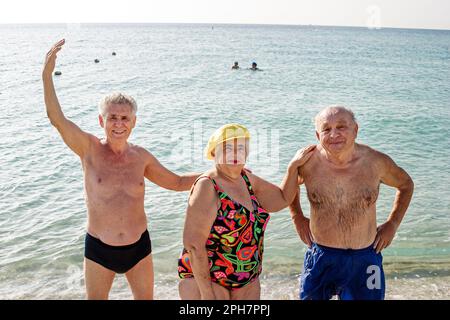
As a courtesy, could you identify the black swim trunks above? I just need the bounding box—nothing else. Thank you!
[84,230,152,274]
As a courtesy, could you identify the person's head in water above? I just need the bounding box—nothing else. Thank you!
[98,92,137,143]
[251,62,257,69]
[232,61,239,70]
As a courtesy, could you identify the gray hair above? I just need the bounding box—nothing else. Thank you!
[98,92,137,116]
[314,106,356,129]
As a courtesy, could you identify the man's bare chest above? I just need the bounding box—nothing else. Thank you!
[83,150,146,196]
[303,163,380,211]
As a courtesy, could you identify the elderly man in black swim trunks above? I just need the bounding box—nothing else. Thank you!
[43,39,200,299]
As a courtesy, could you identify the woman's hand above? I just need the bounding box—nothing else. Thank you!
[288,145,316,170]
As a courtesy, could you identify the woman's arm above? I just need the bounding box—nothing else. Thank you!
[279,145,316,205]
[248,172,289,212]
[249,145,316,212]
[182,177,218,299]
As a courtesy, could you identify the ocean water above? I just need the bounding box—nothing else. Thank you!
[0,23,449,299]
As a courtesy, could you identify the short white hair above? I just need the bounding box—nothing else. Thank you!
[314,106,356,129]
[98,92,137,116]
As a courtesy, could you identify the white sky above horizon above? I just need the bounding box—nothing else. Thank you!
[1,0,449,30]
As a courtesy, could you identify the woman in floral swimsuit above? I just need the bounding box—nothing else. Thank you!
[178,124,315,299]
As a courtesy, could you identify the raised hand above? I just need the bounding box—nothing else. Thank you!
[43,39,65,78]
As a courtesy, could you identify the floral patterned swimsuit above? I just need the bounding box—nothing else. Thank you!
[178,170,270,290]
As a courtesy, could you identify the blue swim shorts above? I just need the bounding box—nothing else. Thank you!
[300,242,385,300]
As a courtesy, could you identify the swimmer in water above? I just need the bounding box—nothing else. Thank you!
[249,62,262,71]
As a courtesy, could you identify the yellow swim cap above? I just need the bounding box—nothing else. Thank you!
[205,123,251,160]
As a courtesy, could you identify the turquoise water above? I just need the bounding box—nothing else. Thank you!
[0,24,449,299]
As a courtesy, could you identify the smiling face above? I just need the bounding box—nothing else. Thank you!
[315,108,358,155]
[99,103,136,142]
[213,138,249,165]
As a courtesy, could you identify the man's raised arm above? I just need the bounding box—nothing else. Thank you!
[42,39,93,158]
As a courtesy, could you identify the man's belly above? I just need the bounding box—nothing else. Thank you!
[85,196,148,246]
[310,213,377,249]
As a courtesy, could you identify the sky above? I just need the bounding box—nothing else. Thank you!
[1,0,449,30]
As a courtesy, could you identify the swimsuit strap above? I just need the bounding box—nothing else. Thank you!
[208,171,254,197]
[189,175,220,197]
[241,170,260,212]
[201,170,260,213]
[241,169,255,196]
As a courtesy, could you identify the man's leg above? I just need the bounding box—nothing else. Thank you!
[84,258,116,300]
[340,250,385,300]
[300,244,342,300]
[125,254,154,300]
